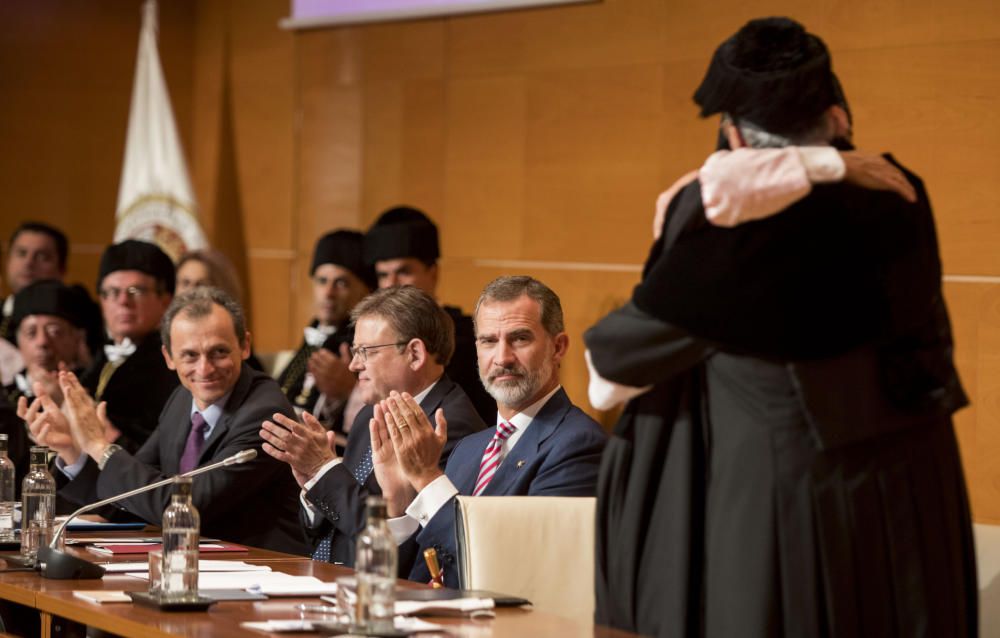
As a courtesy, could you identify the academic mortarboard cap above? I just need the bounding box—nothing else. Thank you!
[364,206,440,266]
[97,239,176,294]
[311,230,376,290]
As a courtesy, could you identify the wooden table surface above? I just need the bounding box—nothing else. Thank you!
[0,531,636,637]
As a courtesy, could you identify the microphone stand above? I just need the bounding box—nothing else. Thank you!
[35,449,258,579]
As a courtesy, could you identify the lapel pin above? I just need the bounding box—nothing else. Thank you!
[516,460,526,469]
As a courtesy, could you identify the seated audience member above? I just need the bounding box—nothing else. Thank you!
[1,222,69,385]
[275,231,375,444]
[176,248,263,371]
[4,281,89,480]
[365,207,496,423]
[28,287,308,554]
[260,285,486,564]
[370,276,607,587]
[81,240,179,451]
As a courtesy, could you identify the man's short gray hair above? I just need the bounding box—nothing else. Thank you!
[161,287,247,353]
[723,113,830,148]
[474,276,564,336]
[350,285,455,366]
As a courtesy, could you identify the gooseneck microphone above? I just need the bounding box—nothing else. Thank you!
[36,449,258,579]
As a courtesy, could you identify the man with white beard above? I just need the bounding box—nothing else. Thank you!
[367,275,607,588]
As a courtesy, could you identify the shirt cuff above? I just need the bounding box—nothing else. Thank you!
[55,454,88,480]
[585,349,651,410]
[303,457,342,492]
[301,457,343,526]
[300,490,319,526]
[797,146,846,183]
[405,474,459,528]
[387,515,421,545]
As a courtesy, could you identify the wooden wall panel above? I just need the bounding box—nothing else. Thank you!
[218,0,296,351]
[441,76,528,265]
[0,0,195,293]
[523,65,666,262]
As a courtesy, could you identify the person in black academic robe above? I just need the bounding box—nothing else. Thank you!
[586,17,976,638]
[364,206,496,423]
[274,230,375,451]
[80,240,179,453]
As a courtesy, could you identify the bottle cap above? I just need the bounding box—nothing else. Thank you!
[29,445,49,465]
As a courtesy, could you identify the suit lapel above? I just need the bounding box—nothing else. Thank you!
[480,389,569,495]
[164,390,193,474]
[197,364,254,465]
[418,376,453,419]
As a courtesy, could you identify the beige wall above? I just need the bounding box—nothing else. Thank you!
[2,0,1000,520]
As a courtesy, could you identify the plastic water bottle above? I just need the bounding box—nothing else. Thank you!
[161,477,199,601]
[354,496,397,632]
[0,434,16,542]
[20,445,55,562]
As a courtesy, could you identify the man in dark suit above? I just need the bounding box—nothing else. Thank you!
[275,230,375,445]
[32,287,307,554]
[260,285,485,564]
[586,18,975,638]
[80,240,179,452]
[370,276,607,588]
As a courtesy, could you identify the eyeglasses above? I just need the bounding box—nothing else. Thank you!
[99,285,152,301]
[349,342,408,362]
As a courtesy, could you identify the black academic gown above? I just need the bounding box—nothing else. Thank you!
[442,306,495,423]
[587,157,976,638]
[275,320,353,440]
[80,333,179,454]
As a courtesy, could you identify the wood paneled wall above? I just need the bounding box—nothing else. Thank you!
[2,0,1000,520]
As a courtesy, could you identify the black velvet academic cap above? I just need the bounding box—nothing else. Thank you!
[693,17,839,137]
[310,230,377,290]
[9,280,88,339]
[97,239,176,294]
[364,206,440,266]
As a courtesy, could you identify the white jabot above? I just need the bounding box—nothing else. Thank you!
[14,372,32,397]
[103,337,137,365]
[303,325,336,348]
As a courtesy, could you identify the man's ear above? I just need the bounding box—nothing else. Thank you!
[161,344,177,371]
[241,332,252,360]
[828,105,851,140]
[722,119,745,149]
[407,339,428,370]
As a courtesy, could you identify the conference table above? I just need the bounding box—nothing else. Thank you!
[0,531,636,637]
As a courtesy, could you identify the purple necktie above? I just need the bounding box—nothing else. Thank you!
[179,412,209,474]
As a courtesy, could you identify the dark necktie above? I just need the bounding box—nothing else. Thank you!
[179,412,209,474]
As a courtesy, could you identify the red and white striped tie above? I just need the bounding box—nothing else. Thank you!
[472,421,518,496]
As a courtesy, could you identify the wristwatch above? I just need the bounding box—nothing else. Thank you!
[97,444,123,471]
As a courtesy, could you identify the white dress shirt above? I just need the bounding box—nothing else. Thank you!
[386,385,562,543]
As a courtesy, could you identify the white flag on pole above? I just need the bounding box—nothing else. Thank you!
[114,0,207,261]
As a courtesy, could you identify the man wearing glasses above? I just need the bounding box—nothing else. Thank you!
[260,285,485,565]
[4,280,89,480]
[80,240,178,452]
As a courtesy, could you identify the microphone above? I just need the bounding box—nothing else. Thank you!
[36,448,258,579]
